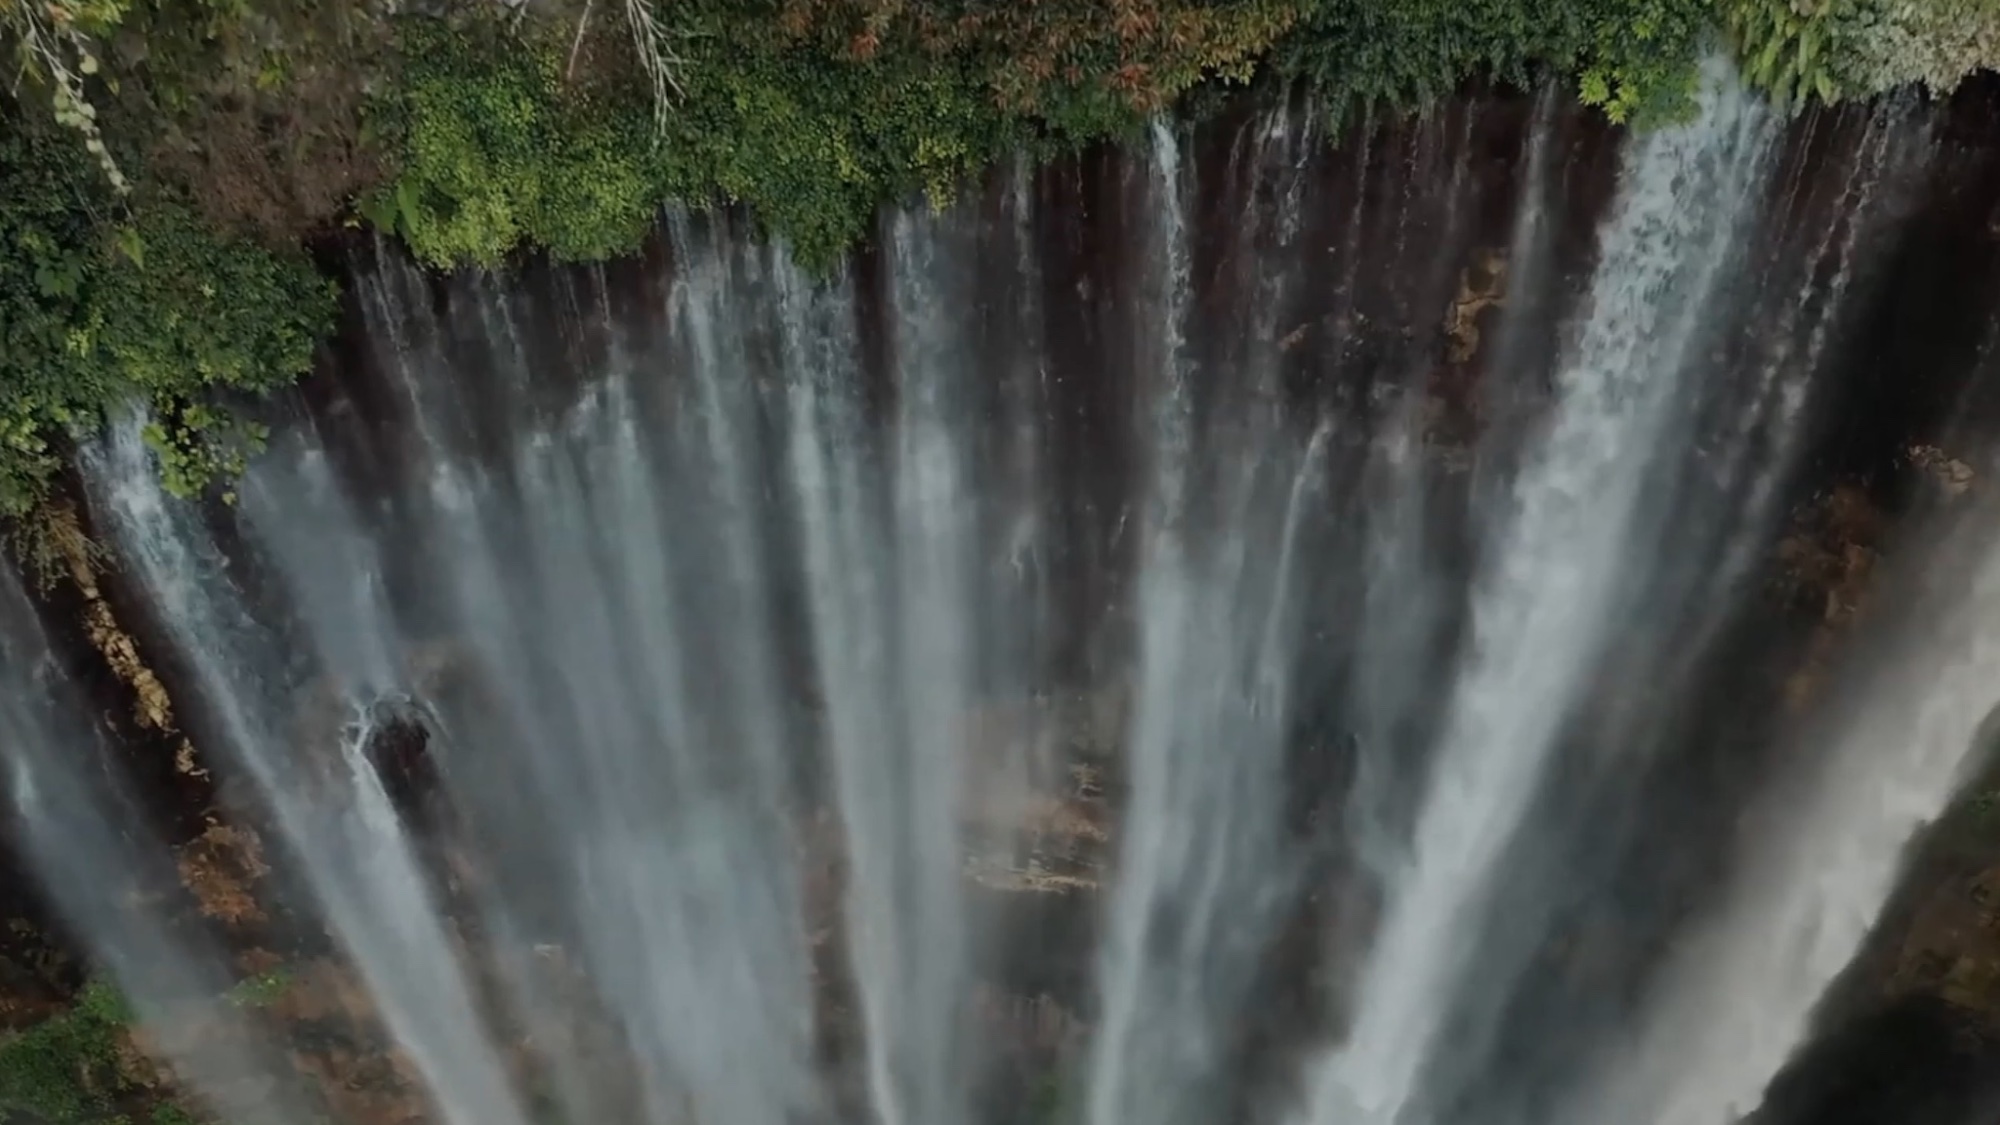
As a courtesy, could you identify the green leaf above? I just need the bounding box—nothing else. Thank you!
[114,226,145,269]
[356,190,399,232]
[1757,29,1787,80]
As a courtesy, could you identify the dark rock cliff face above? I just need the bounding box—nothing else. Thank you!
[4,73,2000,1125]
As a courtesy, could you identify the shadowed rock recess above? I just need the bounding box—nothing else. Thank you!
[7,59,2000,1125]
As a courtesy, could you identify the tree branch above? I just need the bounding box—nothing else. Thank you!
[565,0,594,83]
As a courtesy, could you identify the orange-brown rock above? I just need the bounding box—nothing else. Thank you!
[289,1042,430,1125]
[1907,443,1977,498]
[36,502,175,735]
[956,693,1117,893]
[1443,247,1509,365]
[175,824,271,926]
[43,503,268,940]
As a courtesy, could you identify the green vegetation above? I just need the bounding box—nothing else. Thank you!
[1831,0,2000,96]
[222,968,291,1009]
[1274,0,1713,124]
[1718,0,2000,107]
[365,16,663,267]
[1029,1068,1069,1125]
[0,0,346,526]
[0,112,335,519]
[1728,0,1846,108]
[0,977,135,1122]
[1970,790,2000,823]
[2,0,1998,533]
[368,0,1298,268]
[0,971,301,1124]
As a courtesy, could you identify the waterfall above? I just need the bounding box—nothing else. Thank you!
[7,65,1999,1125]
[0,570,317,1125]
[80,413,536,1125]
[1296,59,1777,1125]
[1082,114,1337,1125]
[1577,500,2000,1125]
[814,208,979,1125]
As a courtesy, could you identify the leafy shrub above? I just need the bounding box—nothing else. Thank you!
[222,968,291,1009]
[1274,0,1713,124]
[0,978,223,1125]
[764,0,1302,138]
[1728,0,1846,106]
[371,7,1008,269]
[653,29,1005,265]
[0,107,335,517]
[364,17,661,266]
[0,0,134,191]
[1832,0,2000,95]
[372,1,1321,270]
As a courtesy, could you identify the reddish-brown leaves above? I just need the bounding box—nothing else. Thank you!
[764,0,1301,115]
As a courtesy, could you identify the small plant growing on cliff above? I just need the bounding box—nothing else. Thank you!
[223,968,292,1009]
[1029,1069,1069,1125]
[1970,790,2000,823]
[0,977,132,1122]
[0,978,215,1125]
[150,1102,201,1125]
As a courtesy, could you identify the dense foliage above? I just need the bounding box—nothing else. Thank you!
[357,0,1741,268]
[2,0,1998,530]
[0,978,148,1123]
[0,975,255,1124]
[1831,0,2000,95]
[56,0,2000,281]
[369,0,1299,268]
[364,17,663,266]
[0,109,334,518]
[1721,0,2000,106]
[1275,0,1713,124]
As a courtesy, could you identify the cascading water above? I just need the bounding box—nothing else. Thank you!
[1297,58,1778,1125]
[4,57,2000,1125]
[0,569,319,1125]
[1083,117,1329,1125]
[1575,498,2000,1125]
[80,410,537,1125]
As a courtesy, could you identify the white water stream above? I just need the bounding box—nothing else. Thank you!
[1296,60,1776,1125]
